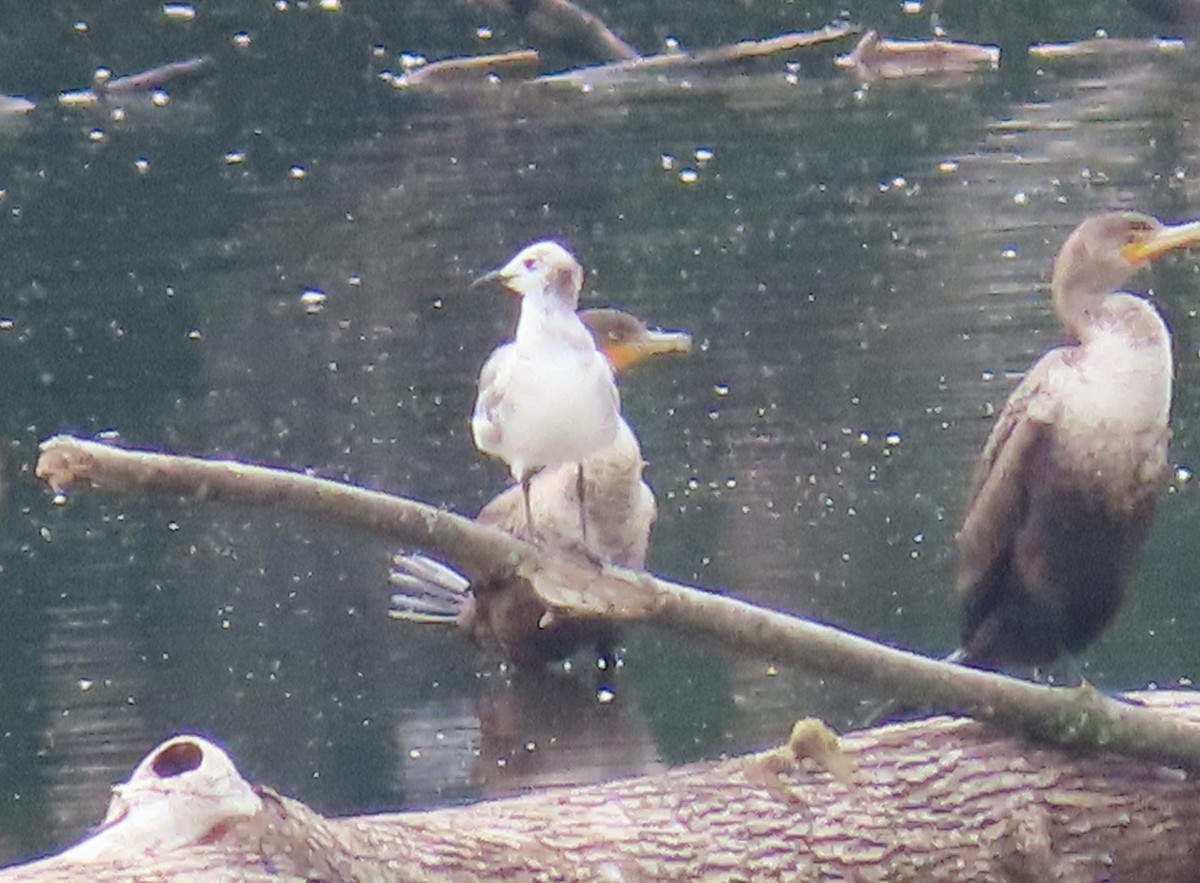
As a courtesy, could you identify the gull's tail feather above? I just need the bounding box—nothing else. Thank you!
[388,553,471,623]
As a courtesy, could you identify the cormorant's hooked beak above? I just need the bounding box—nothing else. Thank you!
[604,329,693,373]
[1123,219,1200,266]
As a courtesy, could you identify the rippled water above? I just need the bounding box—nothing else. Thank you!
[3,0,1200,863]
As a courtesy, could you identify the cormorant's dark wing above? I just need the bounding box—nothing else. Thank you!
[956,350,1068,641]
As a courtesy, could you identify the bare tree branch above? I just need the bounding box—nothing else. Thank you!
[34,435,1200,775]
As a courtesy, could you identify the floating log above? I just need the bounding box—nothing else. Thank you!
[6,699,1200,881]
[539,25,856,86]
[59,56,212,107]
[1029,36,1188,59]
[389,49,541,89]
[462,0,638,62]
[835,30,1000,80]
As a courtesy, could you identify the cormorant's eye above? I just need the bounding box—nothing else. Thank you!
[1127,220,1153,243]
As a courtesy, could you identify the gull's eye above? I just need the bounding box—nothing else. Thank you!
[523,257,537,271]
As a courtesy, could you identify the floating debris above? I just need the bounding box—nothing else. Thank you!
[391,49,539,89]
[0,94,36,115]
[542,25,855,87]
[835,30,1000,80]
[162,3,196,21]
[59,56,212,107]
[1029,37,1187,60]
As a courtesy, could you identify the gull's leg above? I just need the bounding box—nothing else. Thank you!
[521,472,535,539]
[576,463,588,545]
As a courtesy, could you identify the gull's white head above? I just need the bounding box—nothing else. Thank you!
[477,240,584,308]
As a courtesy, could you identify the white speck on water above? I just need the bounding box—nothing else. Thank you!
[74,20,88,32]
[289,165,307,180]
[679,168,699,184]
[163,4,196,20]
[78,679,94,691]
[660,154,675,170]
[224,150,246,165]
[233,32,252,48]
[1001,247,1017,259]
[1013,191,1029,206]
[87,128,105,143]
[476,26,493,40]
[1176,466,1192,484]
[135,157,150,173]
[300,289,327,313]
[151,89,170,107]
[695,147,714,163]
[885,432,902,446]
[319,0,341,10]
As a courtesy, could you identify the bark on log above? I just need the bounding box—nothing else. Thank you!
[32,435,1200,776]
[6,697,1200,882]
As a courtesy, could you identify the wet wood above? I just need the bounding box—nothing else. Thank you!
[540,26,856,86]
[1029,37,1188,59]
[59,56,213,106]
[463,0,638,62]
[835,30,1000,80]
[33,435,1200,775]
[392,49,540,88]
[6,700,1200,882]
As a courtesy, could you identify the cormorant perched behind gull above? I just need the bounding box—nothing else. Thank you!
[392,309,691,667]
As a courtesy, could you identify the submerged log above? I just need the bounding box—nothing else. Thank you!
[6,699,1200,882]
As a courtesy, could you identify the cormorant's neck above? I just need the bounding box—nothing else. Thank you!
[1052,275,1099,342]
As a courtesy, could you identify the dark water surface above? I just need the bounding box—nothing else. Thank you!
[3,0,1200,862]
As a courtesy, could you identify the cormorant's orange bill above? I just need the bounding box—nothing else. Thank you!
[602,329,692,373]
[579,308,692,374]
[1122,219,1200,266]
